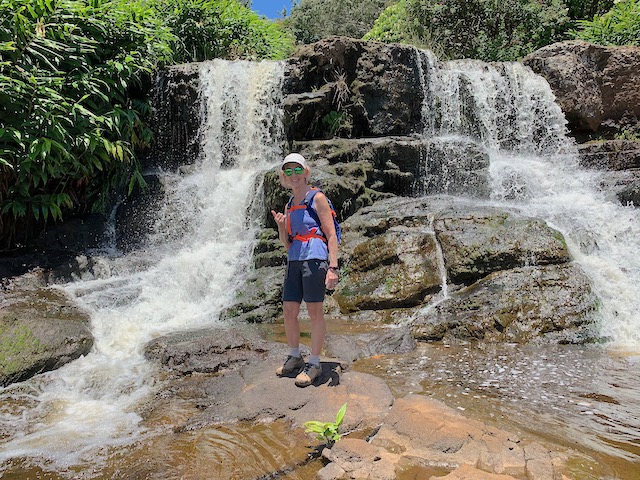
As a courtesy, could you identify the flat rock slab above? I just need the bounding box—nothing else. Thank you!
[176,353,394,437]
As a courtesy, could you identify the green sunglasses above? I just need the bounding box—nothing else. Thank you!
[283,166,304,176]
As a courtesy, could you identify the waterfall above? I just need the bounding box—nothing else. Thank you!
[0,59,285,468]
[417,50,640,350]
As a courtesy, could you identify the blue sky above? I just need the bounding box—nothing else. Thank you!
[251,0,293,19]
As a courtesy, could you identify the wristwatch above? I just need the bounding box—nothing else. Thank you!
[328,266,339,272]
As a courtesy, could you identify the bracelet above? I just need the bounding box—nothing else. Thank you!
[328,266,339,271]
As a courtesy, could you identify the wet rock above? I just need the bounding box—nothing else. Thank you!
[218,265,285,324]
[432,464,519,479]
[335,228,442,312]
[325,324,416,363]
[144,63,202,171]
[174,349,394,437]
[434,206,570,285]
[618,180,640,207]
[412,264,599,344]
[115,173,166,252]
[577,140,640,207]
[144,328,270,374]
[0,285,93,387]
[578,140,640,171]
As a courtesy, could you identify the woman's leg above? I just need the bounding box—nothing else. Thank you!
[283,300,302,348]
[276,300,305,377]
[306,302,326,356]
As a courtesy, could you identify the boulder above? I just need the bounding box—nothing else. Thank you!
[0,285,93,387]
[334,228,443,312]
[412,264,599,344]
[523,41,640,136]
[434,206,570,285]
[332,196,590,345]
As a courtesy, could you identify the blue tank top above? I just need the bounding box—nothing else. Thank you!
[287,191,329,261]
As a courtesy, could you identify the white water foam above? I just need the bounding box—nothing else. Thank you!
[0,59,285,470]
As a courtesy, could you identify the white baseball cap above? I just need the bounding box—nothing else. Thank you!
[281,153,306,169]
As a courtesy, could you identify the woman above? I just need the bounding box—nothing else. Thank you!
[270,153,339,387]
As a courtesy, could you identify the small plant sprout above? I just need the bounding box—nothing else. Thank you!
[303,402,347,447]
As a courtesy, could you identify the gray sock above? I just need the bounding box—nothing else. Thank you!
[289,347,301,358]
[309,355,320,366]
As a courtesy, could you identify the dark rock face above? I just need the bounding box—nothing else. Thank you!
[144,63,202,171]
[579,140,640,171]
[523,41,640,137]
[577,140,640,206]
[283,37,424,140]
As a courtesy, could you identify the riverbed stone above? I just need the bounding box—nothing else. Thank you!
[176,352,394,438]
[432,464,519,480]
[320,438,397,480]
[144,327,270,374]
[369,395,564,479]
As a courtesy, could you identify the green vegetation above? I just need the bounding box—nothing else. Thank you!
[286,0,389,44]
[564,0,614,19]
[0,0,293,250]
[573,0,640,46]
[364,0,573,61]
[157,0,294,62]
[304,402,347,446]
[0,323,42,374]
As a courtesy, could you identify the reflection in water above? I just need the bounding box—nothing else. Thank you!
[355,343,640,479]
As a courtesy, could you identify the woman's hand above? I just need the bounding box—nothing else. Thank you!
[271,210,286,228]
[325,268,339,290]
[271,209,290,248]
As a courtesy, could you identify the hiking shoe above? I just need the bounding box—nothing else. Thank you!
[295,363,321,387]
[276,355,305,377]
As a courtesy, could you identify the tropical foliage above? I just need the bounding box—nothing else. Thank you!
[364,0,574,61]
[286,0,389,44]
[564,0,614,19]
[157,0,294,62]
[573,0,640,46]
[0,0,293,250]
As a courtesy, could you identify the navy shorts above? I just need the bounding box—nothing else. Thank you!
[282,259,328,303]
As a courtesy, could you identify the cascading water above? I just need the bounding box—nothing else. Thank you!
[417,50,640,351]
[0,59,284,470]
